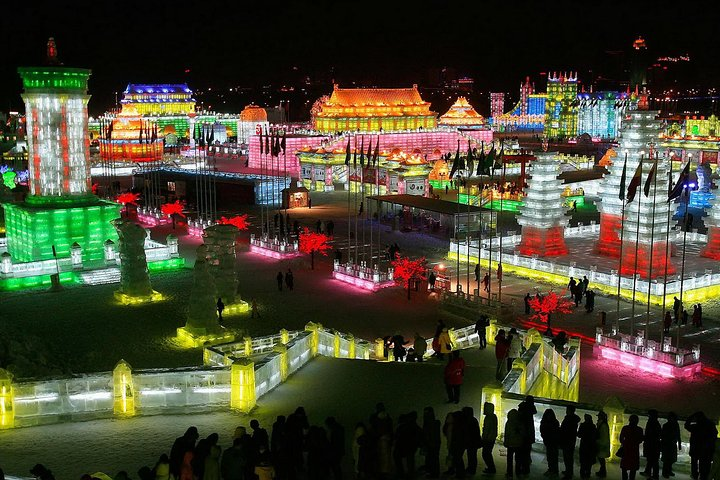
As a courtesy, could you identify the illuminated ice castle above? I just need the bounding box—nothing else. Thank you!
[2,39,121,262]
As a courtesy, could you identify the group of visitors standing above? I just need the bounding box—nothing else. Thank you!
[671,298,704,329]
[567,277,593,310]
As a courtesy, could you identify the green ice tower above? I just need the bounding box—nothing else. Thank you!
[3,39,121,263]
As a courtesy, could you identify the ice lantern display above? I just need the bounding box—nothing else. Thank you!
[516,152,569,257]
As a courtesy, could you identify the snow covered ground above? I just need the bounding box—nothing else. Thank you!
[1,190,717,480]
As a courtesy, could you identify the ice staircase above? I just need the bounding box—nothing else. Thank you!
[79,268,121,285]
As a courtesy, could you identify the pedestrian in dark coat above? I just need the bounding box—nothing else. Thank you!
[685,411,718,480]
[307,426,329,480]
[462,407,481,475]
[444,410,467,478]
[577,414,597,479]
[422,407,441,478]
[661,412,681,478]
[596,411,610,478]
[524,293,531,314]
[170,427,199,479]
[474,314,489,349]
[540,409,561,476]
[560,406,581,480]
[285,269,294,291]
[619,415,644,480]
[517,396,537,475]
[503,409,524,477]
[276,271,284,291]
[393,412,421,479]
[641,409,661,479]
[325,417,345,480]
[481,402,498,474]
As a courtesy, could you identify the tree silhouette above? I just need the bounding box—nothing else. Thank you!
[298,227,331,270]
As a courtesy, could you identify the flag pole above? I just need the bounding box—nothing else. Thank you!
[645,150,658,341]
[347,135,352,265]
[498,142,505,303]
[661,152,674,345]
[630,154,644,336]
[677,155,693,349]
[616,152,628,334]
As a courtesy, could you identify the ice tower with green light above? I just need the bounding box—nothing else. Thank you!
[3,39,120,262]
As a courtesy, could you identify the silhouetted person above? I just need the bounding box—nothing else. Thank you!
[541,409,561,477]
[285,269,294,291]
[641,409,661,479]
[481,402,497,474]
[578,414,597,479]
[620,414,644,480]
[216,297,225,323]
[422,407,441,478]
[560,406,581,480]
[277,271,284,291]
[661,412,681,479]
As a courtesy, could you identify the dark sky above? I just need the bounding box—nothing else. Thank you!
[2,0,717,116]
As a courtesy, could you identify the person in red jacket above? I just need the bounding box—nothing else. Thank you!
[444,350,466,404]
[494,329,510,380]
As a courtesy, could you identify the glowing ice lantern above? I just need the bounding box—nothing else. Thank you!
[595,327,603,344]
[333,331,341,358]
[375,338,385,360]
[305,322,321,357]
[273,344,288,381]
[662,336,672,352]
[693,344,701,361]
[604,397,625,460]
[243,336,252,356]
[230,358,256,413]
[112,360,136,417]
[167,234,179,257]
[1,252,11,275]
[0,368,14,429]
[71,242,83,269]
[480,382,503,440]
[348,334,356,359]
[104,240,116,265]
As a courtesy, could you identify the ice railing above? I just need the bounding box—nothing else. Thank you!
[249,234,299,253]
[483,390,694,465]
[5,321,569,430]
[333,260,393,283]
[450,230,720,299]
[446,321,580,396]
[0,235,177,280]
[595,329,699,367]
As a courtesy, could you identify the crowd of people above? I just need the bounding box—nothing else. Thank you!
[12,399,719,480]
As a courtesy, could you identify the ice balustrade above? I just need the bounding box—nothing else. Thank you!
[488,391,694,465]
[5,322,564,429]
[595,329,699,368]
[333,260,393,284]
[0,235,176,281]
[249,234,299,254]
[450,228,720,299]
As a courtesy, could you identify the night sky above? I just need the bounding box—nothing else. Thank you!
[1,0,717,117]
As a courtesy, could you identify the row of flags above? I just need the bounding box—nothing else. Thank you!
[618,156,691,204]
[449,140,504,179]
[98,117,160,144]
[344,136,381,167]
[193,123,215,148]
[259,128,287,157]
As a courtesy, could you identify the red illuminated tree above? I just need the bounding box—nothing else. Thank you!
[391,254,427,299]
[161,200,186,229]
[161,200,186,218]
[298,227,331,270]
[527,290,574,327]
[218,214,250,230]
[115,192,141,217]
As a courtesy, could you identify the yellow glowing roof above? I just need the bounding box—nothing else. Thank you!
[439,97,484,125]
[327,84,428,107]
[240,104,267,122]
